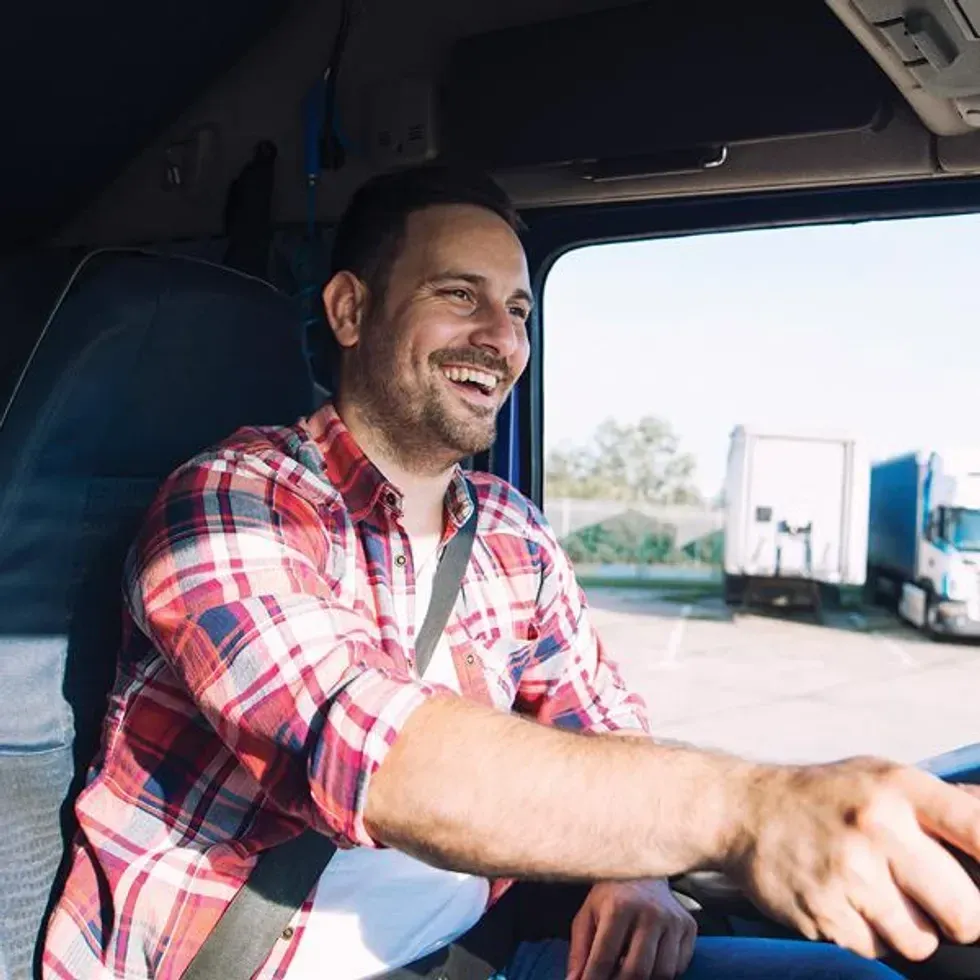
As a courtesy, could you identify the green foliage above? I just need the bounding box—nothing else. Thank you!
[681,530,725,566]
[562,510,680,565]
[545,415,702,504]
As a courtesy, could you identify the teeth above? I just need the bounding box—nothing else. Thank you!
[442,366,499,391]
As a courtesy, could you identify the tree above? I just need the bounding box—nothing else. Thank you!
[545,415,702,504]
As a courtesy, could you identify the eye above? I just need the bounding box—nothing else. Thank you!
[510,304,531,322]
[443,287,475,304]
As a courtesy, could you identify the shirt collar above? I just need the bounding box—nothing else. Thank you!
[301,402,475,529]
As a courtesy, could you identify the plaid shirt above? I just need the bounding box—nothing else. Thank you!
[43,403,649,980]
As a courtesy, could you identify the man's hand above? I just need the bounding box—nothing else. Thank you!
[567,879,697,980]
[729,757,980,964]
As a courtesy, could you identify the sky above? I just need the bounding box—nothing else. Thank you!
[543,211,980,500]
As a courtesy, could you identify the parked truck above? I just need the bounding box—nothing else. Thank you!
[867,450,980,636]
[722,426,870,610]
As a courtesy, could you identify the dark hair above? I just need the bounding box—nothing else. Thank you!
[329,163,523,301]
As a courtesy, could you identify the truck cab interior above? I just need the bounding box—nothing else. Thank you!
[5,1,980,977]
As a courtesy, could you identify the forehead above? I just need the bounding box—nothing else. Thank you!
[397,204,529,287]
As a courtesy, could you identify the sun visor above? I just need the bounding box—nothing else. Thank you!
[439,0,892,175]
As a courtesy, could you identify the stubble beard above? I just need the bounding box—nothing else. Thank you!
[342,327,500,474]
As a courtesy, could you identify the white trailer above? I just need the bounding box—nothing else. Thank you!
[722,426,870,609]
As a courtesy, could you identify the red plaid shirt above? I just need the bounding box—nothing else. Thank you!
[42,403,649,980]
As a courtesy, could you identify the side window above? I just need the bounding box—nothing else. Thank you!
[543,213,980,766]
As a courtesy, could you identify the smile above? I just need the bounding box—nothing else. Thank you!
[440,365,501,396]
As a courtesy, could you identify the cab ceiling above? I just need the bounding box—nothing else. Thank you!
[5,0,980,249]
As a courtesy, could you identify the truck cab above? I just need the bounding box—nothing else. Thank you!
[870,451,980,635]
[9,1,980,977]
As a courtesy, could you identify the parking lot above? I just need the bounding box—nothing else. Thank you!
[582,581,980,766]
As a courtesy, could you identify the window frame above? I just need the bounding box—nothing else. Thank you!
[517,174,980,506]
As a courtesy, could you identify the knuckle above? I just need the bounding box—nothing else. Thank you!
[840,836,874,875]
[851,793,902,838]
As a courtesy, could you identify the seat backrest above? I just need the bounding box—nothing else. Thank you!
[0,249,316,979]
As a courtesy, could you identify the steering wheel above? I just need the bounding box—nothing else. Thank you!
[670,859,980,980]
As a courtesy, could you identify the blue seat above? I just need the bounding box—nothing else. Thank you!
[0,250,316,978]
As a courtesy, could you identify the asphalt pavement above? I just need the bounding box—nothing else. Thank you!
[583,584,980,766]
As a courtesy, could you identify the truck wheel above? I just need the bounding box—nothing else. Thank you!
[871,572,900,612]
[919,584,941,640]
[863,571,879,607]
[818,583,842,611]
[723,574,745,607]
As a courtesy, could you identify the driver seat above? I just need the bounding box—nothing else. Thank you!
[0,249,316,978]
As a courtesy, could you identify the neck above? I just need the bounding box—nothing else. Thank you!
[336,396,455,537]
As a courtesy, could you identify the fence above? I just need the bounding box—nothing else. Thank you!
[542,498,725,550]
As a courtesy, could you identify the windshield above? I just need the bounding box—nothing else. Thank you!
[945,508,980,552]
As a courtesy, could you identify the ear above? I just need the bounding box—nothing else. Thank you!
[322,271,370,349]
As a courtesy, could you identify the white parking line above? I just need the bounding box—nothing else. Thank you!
[655,604,692,670]
[880,636,917,668]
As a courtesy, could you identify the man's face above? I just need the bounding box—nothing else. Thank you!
[339,204,532,470]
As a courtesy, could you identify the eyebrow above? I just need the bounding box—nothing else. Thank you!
[430,271,534,310]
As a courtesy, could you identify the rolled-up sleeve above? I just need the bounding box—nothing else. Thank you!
[124,451,453,849]
[517,519,650,736]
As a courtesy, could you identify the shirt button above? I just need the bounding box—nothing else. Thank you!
[465,654,475,665]
[395,554,406,567]
[385,492,397,506]
[281,926,295,940]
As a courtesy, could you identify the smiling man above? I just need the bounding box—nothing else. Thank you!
[44,166,980,980]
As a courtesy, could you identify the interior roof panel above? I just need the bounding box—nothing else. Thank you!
[0,0,291,248]
[14,0,980,248]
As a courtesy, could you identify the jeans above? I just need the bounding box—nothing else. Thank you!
[498,937,906,979]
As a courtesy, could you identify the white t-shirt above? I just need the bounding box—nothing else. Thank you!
[284,534,490,979]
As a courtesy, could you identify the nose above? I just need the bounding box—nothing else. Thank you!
[468,300,524,360]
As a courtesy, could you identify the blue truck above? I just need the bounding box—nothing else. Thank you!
[868,451,980,636]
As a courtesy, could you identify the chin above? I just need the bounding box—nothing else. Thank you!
[437,418,498,459]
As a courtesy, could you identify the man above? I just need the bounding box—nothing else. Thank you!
[43,165,980,980]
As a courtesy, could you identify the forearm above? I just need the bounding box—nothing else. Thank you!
[364,696,760,881]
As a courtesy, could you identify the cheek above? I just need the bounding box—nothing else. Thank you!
[410,322,462,371]
[511,336,531,377]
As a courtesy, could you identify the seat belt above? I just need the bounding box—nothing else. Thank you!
[181,496,479,980]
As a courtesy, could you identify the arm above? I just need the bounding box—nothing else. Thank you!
[126,450,458,848]
[364,517,980,964]
[367,512,747,880]
[365,695,750,880]
[365,513,750,879]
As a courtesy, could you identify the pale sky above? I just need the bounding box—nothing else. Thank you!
[543,211,980,499]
